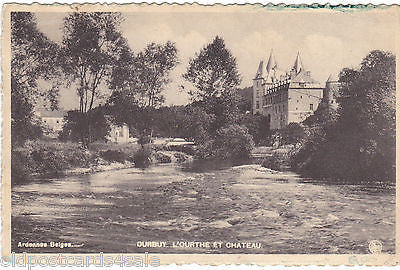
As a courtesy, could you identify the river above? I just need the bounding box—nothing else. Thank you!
[12,162,395,254]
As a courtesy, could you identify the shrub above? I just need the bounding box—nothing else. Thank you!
[134,147,153,168]
[30,149,67,176]
[262,152,283,171]
[99,150,128,163]
[214,124,255,160]
[174,152,190,163]
[275,123,306,145]
[138,133,152,146]
[240,114,271,146]
[11,150,33,184]
[59,109,111,143]
[165,144,195,155]
[154,152,172,164]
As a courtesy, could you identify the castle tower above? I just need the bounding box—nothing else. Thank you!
[324,74,340,111]
[252,60,265,114]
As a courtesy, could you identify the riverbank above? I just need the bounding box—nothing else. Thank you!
[11,139,194,185]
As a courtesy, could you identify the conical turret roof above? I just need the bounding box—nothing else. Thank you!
[326,74,338,82]
[292,52,304,74]
[255,60,264,78]
[266,50,278,73]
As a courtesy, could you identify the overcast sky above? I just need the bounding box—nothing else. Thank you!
[35,9,397,109]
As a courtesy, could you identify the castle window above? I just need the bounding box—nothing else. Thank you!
[256,101,259,109]
[300,95,302,99]
[296,107,298,110]
[310,104,314,110]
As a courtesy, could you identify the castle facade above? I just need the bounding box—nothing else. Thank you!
[252,51,339,130]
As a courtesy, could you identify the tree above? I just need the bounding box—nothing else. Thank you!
[133,42,178,108]
[61,12,130,144]
[59,107,111,143]
[184,36,243,135]
[110,42,178,108]
[335,50,396,181]
[183,36,241,101]
[291,50,396,183]
[108,41,178,141]
[11,12,60,145]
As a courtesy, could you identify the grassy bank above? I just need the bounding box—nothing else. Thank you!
[11,139,193,185]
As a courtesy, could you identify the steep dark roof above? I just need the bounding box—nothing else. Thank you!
[291,70,319,84]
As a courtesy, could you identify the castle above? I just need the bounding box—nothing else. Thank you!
[252,50,339,129]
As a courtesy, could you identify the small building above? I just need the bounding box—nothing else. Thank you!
[253,50,339,129]
[36,110,65,137]
[108,124,130,144]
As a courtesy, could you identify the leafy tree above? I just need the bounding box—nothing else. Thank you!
[183,36,241,101]
[110,42,178,108]
[133,42,178,108]
[335,50,396,181]
[240,114,270,145]
[61,12,128,113]
[214,124,255,160]
[236,86,253,113]
[182,36,254,160]
[108,41,178,141]
[292,50,396,183]
[184,36,243,134]
[181,105,215,142]
[59,107,110,143]
[60,12,130,144]
[11,12,60,145]
[277,123,305,145]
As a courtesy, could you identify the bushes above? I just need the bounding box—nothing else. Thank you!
[59,109,111,144]
[262,153,281,171]
[214,124,255,160]
[153,152,172,164]
[134,147,153,168]
[194,124,255,161]
[274,123,305,146]
[240,114,271,146]
[165,144,196,156]
[11,150,33,184]
[99,150,128,163]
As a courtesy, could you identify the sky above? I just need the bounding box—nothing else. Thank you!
[35,8,397,109]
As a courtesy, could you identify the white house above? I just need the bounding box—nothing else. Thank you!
[108,124,130,143]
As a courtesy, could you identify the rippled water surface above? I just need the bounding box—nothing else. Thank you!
[12,163,395,253]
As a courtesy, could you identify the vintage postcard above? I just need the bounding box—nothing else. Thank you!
[1,3,399,266]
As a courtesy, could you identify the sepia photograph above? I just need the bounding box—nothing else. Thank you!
[3,4,397,261]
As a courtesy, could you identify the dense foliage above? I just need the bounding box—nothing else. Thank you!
[11,12,60,145]
[291,50,395,183]
[183,36,255,159]
[183,36,241,101]
[59,107,111,143]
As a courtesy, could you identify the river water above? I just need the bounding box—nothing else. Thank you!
[12,163,395,254]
